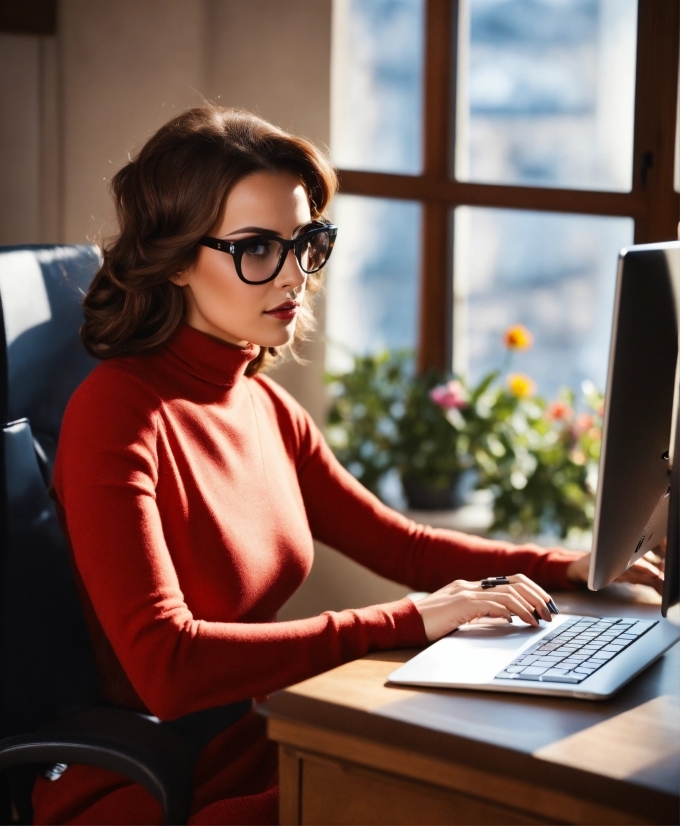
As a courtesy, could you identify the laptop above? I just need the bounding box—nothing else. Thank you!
[390,241,680,700]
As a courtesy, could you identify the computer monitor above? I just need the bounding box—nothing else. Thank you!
[589,241,680,618]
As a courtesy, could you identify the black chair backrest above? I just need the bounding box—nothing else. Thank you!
[0,246,102,737]
[0,245,100,473]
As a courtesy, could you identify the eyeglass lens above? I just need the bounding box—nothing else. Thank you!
[241,239,284,283]
[295,231,330,274]
[239,230,332,283]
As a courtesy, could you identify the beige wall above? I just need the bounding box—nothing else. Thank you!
[0,0,409,617]
[0,34,44,244]
[58,0,207,245]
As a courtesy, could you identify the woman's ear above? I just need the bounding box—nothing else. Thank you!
[169,271,190,287]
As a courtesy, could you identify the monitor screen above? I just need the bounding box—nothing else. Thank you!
[589,241,680,618]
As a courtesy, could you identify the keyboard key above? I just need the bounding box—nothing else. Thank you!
[540,670,583,683]
[521,666,549,676]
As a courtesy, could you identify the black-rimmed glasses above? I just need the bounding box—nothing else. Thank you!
[198,221,338,285]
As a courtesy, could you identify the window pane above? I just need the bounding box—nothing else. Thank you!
[453,208,634,399]
[455,0,638,191]
[326,196,421,371]
[331,0,424,174]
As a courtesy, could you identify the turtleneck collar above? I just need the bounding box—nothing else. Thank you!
[164,325,260,387]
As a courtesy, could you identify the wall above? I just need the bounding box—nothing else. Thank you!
[0,33,58,244]
[0,0,410,618]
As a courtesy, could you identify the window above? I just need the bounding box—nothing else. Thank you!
[329,0,680,398]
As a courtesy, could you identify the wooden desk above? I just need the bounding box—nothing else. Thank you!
[261,588,680,825]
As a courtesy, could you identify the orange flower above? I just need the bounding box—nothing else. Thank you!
[503,324,533,351]
[507,372,536,398]
[546,400,572,421]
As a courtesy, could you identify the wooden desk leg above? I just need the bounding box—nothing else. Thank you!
[279,745,302,825]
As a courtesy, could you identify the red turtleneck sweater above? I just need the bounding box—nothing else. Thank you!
[33,326,577,825]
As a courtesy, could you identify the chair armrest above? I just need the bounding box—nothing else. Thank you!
[0,707,195,825]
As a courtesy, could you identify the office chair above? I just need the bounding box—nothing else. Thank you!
[0,246,194,824]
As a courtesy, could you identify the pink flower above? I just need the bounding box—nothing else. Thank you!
[574,414,594,435]
[430,380,467,410]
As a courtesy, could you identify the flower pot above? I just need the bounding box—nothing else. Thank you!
[401,474,464,511]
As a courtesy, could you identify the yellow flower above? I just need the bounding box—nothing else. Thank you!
[503,324,533,350]
[507,372,536,398]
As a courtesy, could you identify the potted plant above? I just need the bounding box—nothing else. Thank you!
[325,324,602,533]
[325,352,503,510]
[476,380,603,539]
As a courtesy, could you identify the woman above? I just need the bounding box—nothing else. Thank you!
[33,106,662,825]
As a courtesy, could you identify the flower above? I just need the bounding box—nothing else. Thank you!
[546,400,572,421]
[429,380,467,410]
[507,373,536,398]
[574,413,594,435]
[503,324,533,351]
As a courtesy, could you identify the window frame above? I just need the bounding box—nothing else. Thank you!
[335,0,680,372]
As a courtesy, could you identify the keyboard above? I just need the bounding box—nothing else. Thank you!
[495,616,658,684]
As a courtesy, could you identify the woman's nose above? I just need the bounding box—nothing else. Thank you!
[277,248,306,290]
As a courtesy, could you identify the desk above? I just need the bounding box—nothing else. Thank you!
[261,588,680,825]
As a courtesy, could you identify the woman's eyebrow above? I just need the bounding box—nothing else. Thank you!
[223,226,275,237]
[223,224,308,238]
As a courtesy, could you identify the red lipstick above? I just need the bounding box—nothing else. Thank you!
[264,301,299,320]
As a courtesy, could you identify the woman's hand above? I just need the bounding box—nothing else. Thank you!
[410,575,555,643]
[566,549,665,594]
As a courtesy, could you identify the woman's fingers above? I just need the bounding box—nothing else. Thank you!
[472,598,513,623]
[470,574,553,622]
[472,590,539,627]
[413,574,555,641]
[499,581,551,621]
[616,557,664,594]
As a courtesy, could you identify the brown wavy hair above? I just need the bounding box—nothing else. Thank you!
[81,105,338,374]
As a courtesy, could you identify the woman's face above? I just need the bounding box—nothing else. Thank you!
[174,170,312,348]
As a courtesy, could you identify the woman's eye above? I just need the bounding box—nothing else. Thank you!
[244,241,271,258]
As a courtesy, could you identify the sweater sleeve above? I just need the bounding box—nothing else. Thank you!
[55,367,425,722]
[260,379,581,594]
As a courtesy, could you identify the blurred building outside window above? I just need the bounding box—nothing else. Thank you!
[455,0,637,191]
[328,0,658,408]
[328,0,425,372]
